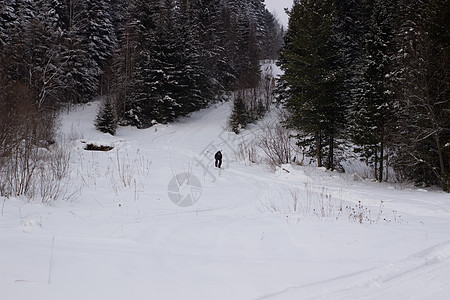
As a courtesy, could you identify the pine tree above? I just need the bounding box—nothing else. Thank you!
[259,8,283,59]
[277,0,345,170]
[113,0,281,127]
[335,0,373,126]
[170,4,213,116]
[350,0,398,181]
[0,0,18,52]
[96,98,117,135]
[391,0,449,190]
[0,0,63,157]
[229,95,250,134]
[123,0,213,127]
[0,0,69,107]
[189,0,227,93]
[53,0,118,104]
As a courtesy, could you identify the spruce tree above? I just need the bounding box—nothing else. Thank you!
[96,98,117,135]
[350,0,398,181]
[277,0,345,170]
[229,95,249,134]
[190,0,228,93]
[77,0,117,72]
[391,0,449,190]
[123,0,213,127]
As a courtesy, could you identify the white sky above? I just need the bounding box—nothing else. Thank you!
[264,0,293,28]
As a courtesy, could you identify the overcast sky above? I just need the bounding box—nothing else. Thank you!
[264,0,293,28]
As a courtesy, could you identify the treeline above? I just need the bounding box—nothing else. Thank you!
[277,0,449,191]
[0,0,282,148]
[111,0,283,128]
[0,0,282,198]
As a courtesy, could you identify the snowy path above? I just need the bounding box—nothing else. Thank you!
[1,102,450,300]
[259,241,450,300]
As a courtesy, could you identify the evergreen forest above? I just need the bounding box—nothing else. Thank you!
[277,0,449,191]
[1,0,448,191]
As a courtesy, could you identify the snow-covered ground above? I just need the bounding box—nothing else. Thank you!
[1,101,450,300]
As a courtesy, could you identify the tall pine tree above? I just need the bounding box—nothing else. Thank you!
[350,0,399,181]
[123,0,213,127]
[277,0,346,170]
[391,0,449,190]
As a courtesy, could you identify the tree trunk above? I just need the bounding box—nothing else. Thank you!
[434,134,448,192]
[385,150,389,182]
[316,132,322,168]
[374,147,378,181]
[379,140,384,182]
[328,135,334,170]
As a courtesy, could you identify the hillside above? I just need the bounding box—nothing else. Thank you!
[1,102,450,300]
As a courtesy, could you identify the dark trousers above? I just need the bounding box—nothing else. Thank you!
[215,159,222,168]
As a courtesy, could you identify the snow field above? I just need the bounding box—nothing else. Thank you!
[1,101,450,300]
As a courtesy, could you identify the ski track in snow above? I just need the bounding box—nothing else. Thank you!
[125,102,450,299]
[257,241,450,300]
[149,102,450,288]
[1,101,450,300]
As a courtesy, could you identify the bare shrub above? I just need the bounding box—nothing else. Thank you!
[235,139,260,165]
[49,141,71,180]
[256,120,297,167]
[289,189,299,212]
[0,139,76,204]
[38,168,72,205]
[258,186,340,218]
[260,185,392,225]
[0,80,73,203]
[134,150,152,178]
[115,150,134,187]
[1,140,39,198]
[228,63,276,133]
[108,150,152,189]
[0,78,59,199]
[38,143,77,205]
[68,122,84,141]
[261,63,276,109]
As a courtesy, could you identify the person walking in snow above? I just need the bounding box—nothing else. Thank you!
[215,151,222,168]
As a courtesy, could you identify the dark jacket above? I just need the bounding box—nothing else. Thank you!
[215,151,222,160]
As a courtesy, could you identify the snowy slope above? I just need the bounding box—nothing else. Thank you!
[1,102,450,300]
